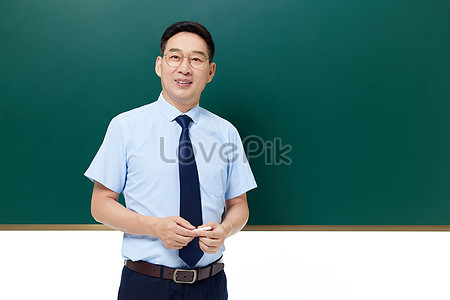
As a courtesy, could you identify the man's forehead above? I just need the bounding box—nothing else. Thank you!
[165,32,208,53]
[167,48,207,56]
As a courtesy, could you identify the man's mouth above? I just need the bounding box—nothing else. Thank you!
[175,80,192,87]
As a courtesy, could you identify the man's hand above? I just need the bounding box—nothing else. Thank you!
[195,222,228,254]
[154,216,196,250]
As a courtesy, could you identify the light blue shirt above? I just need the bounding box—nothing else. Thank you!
[85,93,257,268]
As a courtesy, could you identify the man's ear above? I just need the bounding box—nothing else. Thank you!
[207,62,216,83]
[155,56,162,78]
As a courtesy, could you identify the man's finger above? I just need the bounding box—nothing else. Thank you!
[174,217,196,230]
[198,229,220,239]
[174,235,194,245]
[173,225,196,238]
[199,239,211,251]
[199,239,216,254]
[167,240,186,250]
[199,236,216,247]
[198,222,217,230]
[170,217,197,237]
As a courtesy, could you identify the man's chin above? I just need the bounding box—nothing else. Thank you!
[173,90,200,102]
[164,92,199,109]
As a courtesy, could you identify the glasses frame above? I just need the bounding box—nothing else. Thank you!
[163,51,210,70]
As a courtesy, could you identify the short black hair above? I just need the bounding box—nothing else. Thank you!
[160,21,215,61]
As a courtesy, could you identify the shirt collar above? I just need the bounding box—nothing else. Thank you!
[155,92,200,125]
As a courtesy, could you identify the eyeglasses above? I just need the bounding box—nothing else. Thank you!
[164,51,209,70]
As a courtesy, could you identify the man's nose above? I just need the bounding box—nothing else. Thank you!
[178,57,192,74]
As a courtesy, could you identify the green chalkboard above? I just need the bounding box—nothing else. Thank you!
[1,0,450,225]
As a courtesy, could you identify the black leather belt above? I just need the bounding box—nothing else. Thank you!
[124,259,224,284]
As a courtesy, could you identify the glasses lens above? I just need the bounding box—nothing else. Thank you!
[165,51,208,69]
[189,54,207,69]
[166,51,183,67]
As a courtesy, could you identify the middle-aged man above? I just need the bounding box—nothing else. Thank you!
[84,21,257,299]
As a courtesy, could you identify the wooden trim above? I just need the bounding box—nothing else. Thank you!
[1,224,450,231]
[0,225,112,230]
[242,225,450,231]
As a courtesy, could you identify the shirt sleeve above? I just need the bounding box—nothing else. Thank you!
[224,127,257,200]
[84,117,128,194]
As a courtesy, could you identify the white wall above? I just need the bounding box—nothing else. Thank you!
[1,231,449,300]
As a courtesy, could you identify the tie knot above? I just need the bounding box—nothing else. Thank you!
[175,115,193,129]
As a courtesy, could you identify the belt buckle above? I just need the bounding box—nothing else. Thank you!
[173,269,197,284]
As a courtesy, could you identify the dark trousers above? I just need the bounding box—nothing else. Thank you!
[118,265,228,300]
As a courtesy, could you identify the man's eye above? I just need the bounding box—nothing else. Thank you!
[171,55,181,60]
[191,56,204,62]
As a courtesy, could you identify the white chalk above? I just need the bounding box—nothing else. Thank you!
[193,226,212,232]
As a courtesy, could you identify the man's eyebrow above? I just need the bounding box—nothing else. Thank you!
[167,48,183,53]
[192,50,207,57]
[167,48,207,57]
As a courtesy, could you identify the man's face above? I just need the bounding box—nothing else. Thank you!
[155,32,216,110]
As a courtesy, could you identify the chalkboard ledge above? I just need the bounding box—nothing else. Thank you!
[1,225,450,231]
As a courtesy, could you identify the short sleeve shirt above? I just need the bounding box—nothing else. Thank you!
[84,93,257,268]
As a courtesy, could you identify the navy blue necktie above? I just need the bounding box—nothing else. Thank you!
[175,115,203,267]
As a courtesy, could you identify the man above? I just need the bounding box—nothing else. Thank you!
[84,21,257,299]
